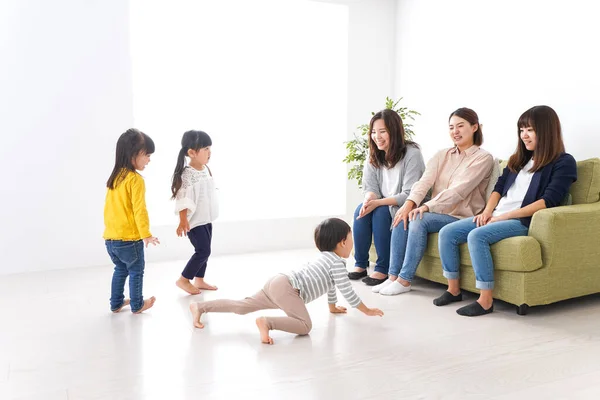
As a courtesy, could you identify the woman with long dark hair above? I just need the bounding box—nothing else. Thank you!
[436,105,577,316]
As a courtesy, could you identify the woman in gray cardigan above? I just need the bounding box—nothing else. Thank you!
[349,109,426,286]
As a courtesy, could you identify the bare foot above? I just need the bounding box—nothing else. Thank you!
[112,299,130,313]
[189,303,204,328]
[193,278,218,291]
[176,277,201,295]
[133,296,156,314]
[255,317,274,345]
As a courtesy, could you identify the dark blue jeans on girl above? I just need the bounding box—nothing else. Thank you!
[182,223,212,279]
[105,239,145,312]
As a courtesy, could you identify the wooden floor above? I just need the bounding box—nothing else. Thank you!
[1,249,600,400]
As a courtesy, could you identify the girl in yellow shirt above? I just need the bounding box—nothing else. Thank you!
[104,128,159,313]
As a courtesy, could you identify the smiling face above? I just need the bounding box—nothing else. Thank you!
[448,115,477,151]
[520,126,537,151]
[370,119,390,153]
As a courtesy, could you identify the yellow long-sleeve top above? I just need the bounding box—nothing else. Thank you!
[103,170,152,240]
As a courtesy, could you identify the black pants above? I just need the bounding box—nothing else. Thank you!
[181,223,212,279]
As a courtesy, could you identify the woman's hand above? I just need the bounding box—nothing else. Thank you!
[392,201,416,229]
[408,205,429,221]
[473,210,493,227]
[489,213,509,224]
[357,199,380,219]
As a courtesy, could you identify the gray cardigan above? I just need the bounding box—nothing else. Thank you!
[362,144,426,218]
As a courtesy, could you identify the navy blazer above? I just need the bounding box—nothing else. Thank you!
[493,153,577,227]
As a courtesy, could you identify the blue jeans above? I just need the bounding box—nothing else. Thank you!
[106,240,145,312]
[390,212,459,280]
[353,203,392,274]
[438,218,529,290]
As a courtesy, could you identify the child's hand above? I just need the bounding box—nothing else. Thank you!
[143,237,160,247]
[329,304,347,314]
[176,220,191,237]
[364,307,384,317]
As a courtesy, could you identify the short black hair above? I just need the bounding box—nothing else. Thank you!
[314,218,351,252]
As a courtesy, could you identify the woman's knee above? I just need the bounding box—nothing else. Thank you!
[353,203,363,219]
[438,224,453,245]
[467,227,488,246]
[407,215,426,233]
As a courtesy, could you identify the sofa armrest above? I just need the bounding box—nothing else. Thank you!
[528,202,600,270]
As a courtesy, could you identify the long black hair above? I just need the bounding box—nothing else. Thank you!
[508,105,565,173]
[171,130,213,198]
[368,109,418,169]
[106,128,155,189]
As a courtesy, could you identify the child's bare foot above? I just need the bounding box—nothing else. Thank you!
[255,317,274,345]
[189,303,204,328]
[193,278,218,291]
[176,277,201,295]
[133,296,156,314]
[112,299,130,313]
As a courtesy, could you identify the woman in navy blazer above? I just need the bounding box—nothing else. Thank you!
[434,105,577,316]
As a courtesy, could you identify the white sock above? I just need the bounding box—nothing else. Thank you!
[380,280,411,296]
[372,279,394,293]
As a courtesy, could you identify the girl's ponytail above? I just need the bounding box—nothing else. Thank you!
[171,130,213,198]
[171,147,188,198]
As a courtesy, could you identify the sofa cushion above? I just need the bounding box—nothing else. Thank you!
[570,158,600,205]
[425,232,543,273]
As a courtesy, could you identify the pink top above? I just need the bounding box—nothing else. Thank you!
[407,145,494,219]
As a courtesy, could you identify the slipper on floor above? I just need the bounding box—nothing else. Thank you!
[347,270,368,280]
[362,276,388,286]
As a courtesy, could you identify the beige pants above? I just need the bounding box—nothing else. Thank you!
[196,274,312,335]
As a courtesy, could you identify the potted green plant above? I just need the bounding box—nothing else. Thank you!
[343,97,420,188]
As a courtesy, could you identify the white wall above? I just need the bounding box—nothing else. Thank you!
[394,0,600,162]
[0,0,134,275]
[344,0,397,215]
[0,0,397,275]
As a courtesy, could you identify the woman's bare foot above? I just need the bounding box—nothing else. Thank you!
[255,317,274,345]
[189,303,204,328]
[112,299,130,313]
[176,276,201,295]
[133,296,156,314]
[193,277,218,291]
[369,271,387,279]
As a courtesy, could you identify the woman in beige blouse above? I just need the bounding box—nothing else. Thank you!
[374,108,495,296]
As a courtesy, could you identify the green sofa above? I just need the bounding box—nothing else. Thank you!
[370,158,600,314]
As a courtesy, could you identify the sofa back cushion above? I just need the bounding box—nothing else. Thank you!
[570,158,600,205]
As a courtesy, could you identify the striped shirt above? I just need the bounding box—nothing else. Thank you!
[286,252,362,308]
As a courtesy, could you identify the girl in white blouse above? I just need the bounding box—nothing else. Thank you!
[171,130,219,295]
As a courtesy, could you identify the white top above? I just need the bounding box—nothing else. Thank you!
[381,162,403,198]
[493,159,534,217]
[174,166,219,228]
[286,252,361,307]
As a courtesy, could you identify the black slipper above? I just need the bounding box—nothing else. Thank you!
[362,276,388,286]
[433,291,463,306]
[348,270,368,280]
[456,302,493,317]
